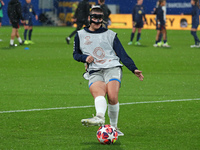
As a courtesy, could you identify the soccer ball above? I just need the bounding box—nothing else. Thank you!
[96,124,118,145]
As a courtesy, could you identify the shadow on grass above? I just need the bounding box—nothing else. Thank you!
[126,45,148,48]
[134,45,148,47]
[0,46,16,50]
[0,45,28,50]
[81,139,124,150]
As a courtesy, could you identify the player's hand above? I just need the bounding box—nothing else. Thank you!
[73,18,77,23]
[134,70,144,81]
[21,20,25,24]
[0,0,5,6]
[35,15,38,20]
[86,56,94,64]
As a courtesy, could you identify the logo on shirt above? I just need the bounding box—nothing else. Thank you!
[84,36,92,45]
[138,10,142,14]
[93,47,105,59]
[93,47,106,64]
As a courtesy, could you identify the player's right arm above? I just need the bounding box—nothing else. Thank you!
[132,6,136,25]
[17,2,24,21]
[132,6,136,22]
[73,33,89,63]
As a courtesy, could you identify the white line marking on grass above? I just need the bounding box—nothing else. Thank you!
[0,98,200,114]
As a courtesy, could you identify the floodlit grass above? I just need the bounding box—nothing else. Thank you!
[0,26,200,150]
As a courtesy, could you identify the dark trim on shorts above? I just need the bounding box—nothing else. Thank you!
[89,70,100,75]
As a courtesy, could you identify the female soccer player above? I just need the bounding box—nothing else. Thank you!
[128,0,146,46]
[190,0,200,48]
[7,0,24,46]
[73,6,144,136]
[153,0,170,47]
[22,0,38,45]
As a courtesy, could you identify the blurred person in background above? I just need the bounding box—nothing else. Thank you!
[7,0,25,46]
[190,0,200,48]
[0,0,4,42]
[152,0,164,46]
[66,0,91,44]
[98,0,111,28]
[22,0,38,45]
[0,0,4,28]
[128,0,146,46]
[153,0,170,47]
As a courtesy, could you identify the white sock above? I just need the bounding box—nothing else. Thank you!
[10,39,14,45]
[95,96,107,118]
[17,37,22,43]
[108,102,119,128]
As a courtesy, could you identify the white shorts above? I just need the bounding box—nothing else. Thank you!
[88,66,122,88]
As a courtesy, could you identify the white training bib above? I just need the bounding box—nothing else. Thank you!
[77,29,123,71]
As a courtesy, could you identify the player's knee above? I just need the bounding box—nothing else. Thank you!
[108,95,118,104]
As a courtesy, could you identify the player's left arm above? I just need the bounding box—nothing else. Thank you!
[113,35,144,81]
[32,5,38,20]
[0,0,4,6]
[132,6,136,23]
[142,6,147,24]
[17,2,24,21]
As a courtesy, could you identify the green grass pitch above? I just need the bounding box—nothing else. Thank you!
[0,26,200,150]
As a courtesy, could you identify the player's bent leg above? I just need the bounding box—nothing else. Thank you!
[90,81,107,117]
[10,28,18,46]
[106,80,120,105]
[89,81,106,98]
[11,28,17,39]
[81,81,107,127]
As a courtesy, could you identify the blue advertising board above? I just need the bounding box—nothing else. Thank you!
[96,0,192,14]
[57,0,193,16]
[1,0,193,26]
